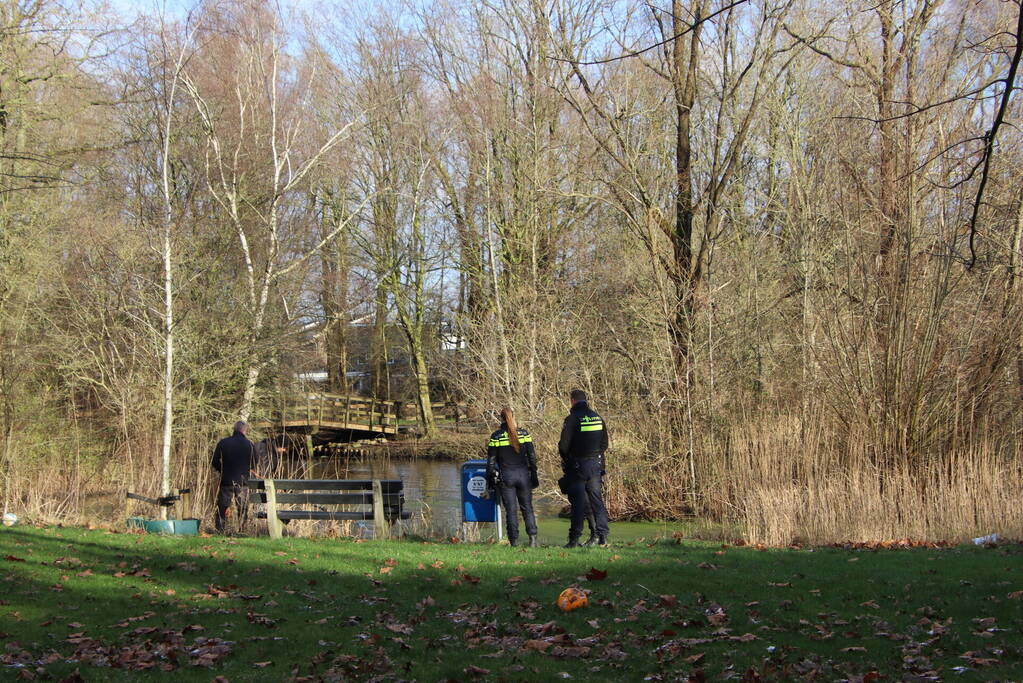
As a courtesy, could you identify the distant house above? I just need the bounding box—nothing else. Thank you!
[293,315,461,398]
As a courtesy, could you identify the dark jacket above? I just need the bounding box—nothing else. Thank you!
[558,401,608,468]
[212,431,255,486]
[486,424,537,480]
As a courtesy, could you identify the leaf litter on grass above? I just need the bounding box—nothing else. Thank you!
[7,528,1023,680]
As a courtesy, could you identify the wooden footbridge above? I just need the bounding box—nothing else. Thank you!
[257,392,465,436]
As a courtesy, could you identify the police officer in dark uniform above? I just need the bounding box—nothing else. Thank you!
[486,407,539,547]
[559,389,609,548]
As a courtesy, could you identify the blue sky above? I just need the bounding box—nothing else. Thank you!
[107,0,326,19]
[107,0,192,19]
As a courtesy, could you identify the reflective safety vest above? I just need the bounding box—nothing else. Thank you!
[558,401,609,460]
[487,429,534,448]
[487,426,537,472]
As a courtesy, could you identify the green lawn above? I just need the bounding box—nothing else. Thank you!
[1,526,1021,681]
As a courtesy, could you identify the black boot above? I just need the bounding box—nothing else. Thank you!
[596,534,608,547]
[564,538,580,549]
[509,536,520,547]
[529,535,538,548]
[582,533,598,547]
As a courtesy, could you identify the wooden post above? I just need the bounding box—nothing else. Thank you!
[369,397,376,430]
[372,479,390,539]
[317,393,324,428]
[305,433,315,479]
[264,479,283,539]
[344,395,351,427]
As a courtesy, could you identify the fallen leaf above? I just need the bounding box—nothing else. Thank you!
[253,661,273,668]
[585,568,608,581]
[524,639,552,652]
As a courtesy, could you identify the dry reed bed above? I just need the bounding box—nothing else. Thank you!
[5,417,1021,546]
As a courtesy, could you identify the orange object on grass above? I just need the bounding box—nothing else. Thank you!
[556,587,588,611]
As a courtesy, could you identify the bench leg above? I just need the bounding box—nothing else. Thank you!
[372,479,390,539]
[265,479,283,540]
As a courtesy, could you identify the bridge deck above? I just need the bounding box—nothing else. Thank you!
[256,392,463,436]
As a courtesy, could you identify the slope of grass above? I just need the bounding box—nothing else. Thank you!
[1,525,1022,681]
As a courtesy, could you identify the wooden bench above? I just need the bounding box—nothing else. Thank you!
[247,478,409,539]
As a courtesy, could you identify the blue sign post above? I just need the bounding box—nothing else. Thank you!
[461,459,501,539]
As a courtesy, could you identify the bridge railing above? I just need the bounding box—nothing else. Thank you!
[273,392,466,433]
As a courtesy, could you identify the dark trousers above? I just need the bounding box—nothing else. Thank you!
[215,482,249,532]
[567,459,609,539]
[585,506,597,535]
[498,468,537,540]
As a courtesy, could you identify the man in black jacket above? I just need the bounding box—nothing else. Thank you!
[212,421,257,532]
[559,389,610,547]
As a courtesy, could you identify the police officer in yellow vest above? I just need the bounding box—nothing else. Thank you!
[559,389,610,547]
[486,407,539,547]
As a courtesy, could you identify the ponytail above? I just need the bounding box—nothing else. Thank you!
[501,407,520,453]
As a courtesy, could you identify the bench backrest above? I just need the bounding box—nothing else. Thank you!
[246,478,404,539]
[247,479,403,506]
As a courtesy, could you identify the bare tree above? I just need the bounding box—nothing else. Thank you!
[181,0,358,421]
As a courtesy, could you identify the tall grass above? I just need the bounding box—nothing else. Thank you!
[706,417,1023,545]
[5,407,1021,546]
[531,411,1023,546]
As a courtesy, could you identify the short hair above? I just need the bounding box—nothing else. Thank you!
[569,389,587,402]
[234,420,249,434]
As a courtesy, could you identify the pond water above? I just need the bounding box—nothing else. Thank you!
[268,455,698,545]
